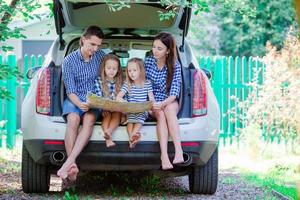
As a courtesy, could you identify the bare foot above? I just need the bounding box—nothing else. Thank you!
[129,132,141,148]
[67,163,79,182]
[105,139,116,148]
[103,132,111,140]
[57,162,74,179]
[129,141,137,149]
[61,164,78,190]
[161,158,173,170]
[173,152,184,164]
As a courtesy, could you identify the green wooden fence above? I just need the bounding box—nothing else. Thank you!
[0,54,264,149]
[199,56,264,146]
[0,54,43,149]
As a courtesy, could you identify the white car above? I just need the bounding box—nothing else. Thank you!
[21,0,220,194]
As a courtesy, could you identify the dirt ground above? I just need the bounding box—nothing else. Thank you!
[0,140,282,200]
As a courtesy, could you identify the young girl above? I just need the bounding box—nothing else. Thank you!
[94,54,123,147]
[145,32,184,170]
[116,58,155,148]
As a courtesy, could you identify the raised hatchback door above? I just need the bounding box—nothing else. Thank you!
[53,0,191,36]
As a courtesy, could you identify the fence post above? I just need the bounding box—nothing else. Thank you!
[221,56,228,146]
[31,55,36,68]
[0,55,2,147]
[235,56,243,146]
[5,54,17,149]
[38,55,43,66]
[23,55,29,96]
[228,56,235,143]
[199,56,205,68]
[241,57,248,132]
[214,56,223,144]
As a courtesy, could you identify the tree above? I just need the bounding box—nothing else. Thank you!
[0,0,51,99]
[189,0,298,57]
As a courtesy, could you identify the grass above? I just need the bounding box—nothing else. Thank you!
[242,172,297,199]
[69,171,186,198]
[220,141,300,200]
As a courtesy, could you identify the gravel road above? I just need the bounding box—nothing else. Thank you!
[0,166,280,200]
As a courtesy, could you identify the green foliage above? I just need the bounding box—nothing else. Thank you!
[106,0,131,12]
[0,0,41,44]
[215,0,298,56]
[189,0,298,57]
[63,191,79,200]
[234,34,300,144]
[0,0,51,100]
[242,166,298,200]
[0,64,23,100]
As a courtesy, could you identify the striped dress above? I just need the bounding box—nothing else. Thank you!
[121,81,153,124]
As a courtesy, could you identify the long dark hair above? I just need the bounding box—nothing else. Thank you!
[154,32,177,93]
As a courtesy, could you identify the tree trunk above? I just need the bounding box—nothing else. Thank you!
[0,0,19,40]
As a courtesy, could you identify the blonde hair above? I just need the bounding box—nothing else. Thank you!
[125,58,146,92]
[99,54,123,97]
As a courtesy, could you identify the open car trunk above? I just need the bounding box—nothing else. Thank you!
[54,0,191,48]
[49,37,192,121]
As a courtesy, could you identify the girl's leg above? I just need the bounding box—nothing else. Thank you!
[129,123,142,148]
[102,113,112,139]
[108,112,121,133]
[105,112,121,147]
[154,110,173,170]
[164,101,184,164]
[127,123,133,146]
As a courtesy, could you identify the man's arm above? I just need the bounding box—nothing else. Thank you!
[63,57,89,112]
[68,94,89,112]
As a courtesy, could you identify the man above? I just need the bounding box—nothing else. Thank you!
[57,26,105,182]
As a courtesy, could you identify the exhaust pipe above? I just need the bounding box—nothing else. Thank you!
[51,151,66,164]
[176,152,192,167]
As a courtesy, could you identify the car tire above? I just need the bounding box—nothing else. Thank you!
[22,145,50,193]
[189,148,218,194]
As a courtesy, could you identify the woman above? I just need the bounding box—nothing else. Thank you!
[145,32,184,170]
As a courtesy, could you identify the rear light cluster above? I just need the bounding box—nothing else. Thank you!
[44,140,64,145]
[192,70,207,117]
[36,68,51,115]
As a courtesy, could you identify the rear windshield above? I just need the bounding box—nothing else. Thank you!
[66,38,153,67]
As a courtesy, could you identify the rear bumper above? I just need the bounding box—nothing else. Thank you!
[24,139,218,171]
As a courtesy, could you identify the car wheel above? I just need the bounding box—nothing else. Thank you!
[22,145,50,193]
[189,148,218,194]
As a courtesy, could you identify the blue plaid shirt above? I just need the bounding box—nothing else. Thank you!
[145,56,181,102]
[93,77,117,100]
[62,49,105,102]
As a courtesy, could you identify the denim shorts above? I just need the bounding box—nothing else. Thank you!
[62,99,100,121]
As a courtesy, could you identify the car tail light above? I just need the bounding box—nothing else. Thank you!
[181,142,200,147]
[192,70,207,117]
[36,68,51,115]
[44,140,64,145]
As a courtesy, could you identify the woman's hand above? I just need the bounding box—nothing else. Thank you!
[152,102,164,110]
